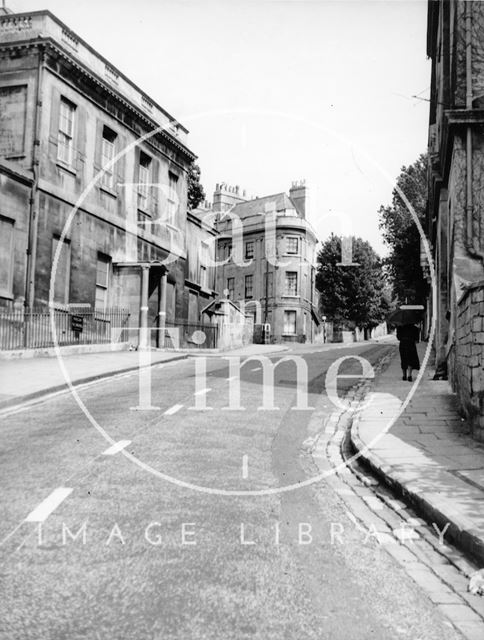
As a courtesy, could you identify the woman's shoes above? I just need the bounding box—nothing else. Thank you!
[402,374,407,381]
[408,376,413,382]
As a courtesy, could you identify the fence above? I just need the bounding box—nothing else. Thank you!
[0,307,130,351]
[161,322,218,350]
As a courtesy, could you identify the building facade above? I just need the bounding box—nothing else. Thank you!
[0,10,215,349]
[210,181,321,343]
[426,0,484,440]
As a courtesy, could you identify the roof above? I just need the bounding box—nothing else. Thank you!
[231,192,299,219]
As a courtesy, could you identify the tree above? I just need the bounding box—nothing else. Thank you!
[378,154,428,304]
[187,163,206,211]
[315,234,390,330]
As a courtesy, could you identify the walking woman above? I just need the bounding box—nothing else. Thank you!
[397,323,420,381]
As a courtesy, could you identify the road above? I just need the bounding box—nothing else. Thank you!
[0,343,464,639]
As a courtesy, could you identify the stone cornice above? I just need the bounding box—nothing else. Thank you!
[0,158,34,186]
[0,38,197,164]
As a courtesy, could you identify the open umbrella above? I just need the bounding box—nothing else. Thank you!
[387,305,424,327]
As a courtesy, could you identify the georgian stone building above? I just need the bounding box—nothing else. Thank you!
[210,181,321,343]
[0,9,216,348]
[427,0,484,440]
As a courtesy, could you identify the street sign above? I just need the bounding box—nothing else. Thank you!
[71,314,84,333]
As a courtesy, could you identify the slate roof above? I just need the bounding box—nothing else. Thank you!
[231,192,299,219]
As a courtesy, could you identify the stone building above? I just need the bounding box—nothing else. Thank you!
[211,181,321,343]
[427,0,484,439]
[0,9,215,349]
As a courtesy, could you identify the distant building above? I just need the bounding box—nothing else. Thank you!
[211,181,321,343]
[0,9,215,349]
[426,0,484,440]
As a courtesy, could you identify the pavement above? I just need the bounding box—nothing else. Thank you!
[0,343,288,411]
[351,337,484,566]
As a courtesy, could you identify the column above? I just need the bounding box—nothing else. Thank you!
[157,271,167,348]
[139,265,150,350]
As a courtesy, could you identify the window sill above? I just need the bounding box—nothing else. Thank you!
[0,291,14,301]
[282,294,299,298]
[165,223,180,233]
[99,185,117,199]
[137,206,153,217]
[282,333,297,337]
[56,162,77,177]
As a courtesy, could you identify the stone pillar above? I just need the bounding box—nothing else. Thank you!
[139,265,150,350]
[157,271,167,348]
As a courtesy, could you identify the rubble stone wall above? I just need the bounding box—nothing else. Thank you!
[454,282,484,441]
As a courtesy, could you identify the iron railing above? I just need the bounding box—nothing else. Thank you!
[0,307,130,351]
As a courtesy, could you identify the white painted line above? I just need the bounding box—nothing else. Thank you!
[25,488,73,523]
[102,440,131,456]
[242,454,249,479]
[251,367,262,371]
[194,388,211,396]
[164,403,183,415]
[226,376,238,382]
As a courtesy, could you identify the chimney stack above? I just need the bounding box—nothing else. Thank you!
[289,180,308,218]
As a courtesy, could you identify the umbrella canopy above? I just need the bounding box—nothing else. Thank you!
[387,306,423,326]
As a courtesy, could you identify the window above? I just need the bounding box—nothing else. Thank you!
[167,172,179,226]
[284,310,297,335]
[101,126,117,190]
[227,277,234,299]
[200,266,207,290]
[245,274,253,299]
[285,271,298,296]
[138,151,152,211]
[245,240,254,259]
[137,211,150,231]
[200,242,209,289]
[287,237,299,254]
[57,98,76,166]
[52,237,71,305]
[95,254,111,311]
[0,216,14,297]
[226,243,232,260]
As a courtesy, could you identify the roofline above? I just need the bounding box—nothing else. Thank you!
[0,37,196,162]
[4,9,189,134]
[233,191,286,206]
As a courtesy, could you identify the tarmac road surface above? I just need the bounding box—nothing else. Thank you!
[0,343,464,639]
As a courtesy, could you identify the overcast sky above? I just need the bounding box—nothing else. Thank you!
[11,0,430,255]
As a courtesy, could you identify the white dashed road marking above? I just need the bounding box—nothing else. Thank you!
[194,388,211,396]
[242,455,249,479]
[25,488,73,523]
[102,440,131,456]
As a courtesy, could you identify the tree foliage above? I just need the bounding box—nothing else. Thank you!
[315,234,390,329]
[187,163,206,211]
[378,154,428,304]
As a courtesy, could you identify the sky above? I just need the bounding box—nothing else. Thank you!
[10,0,431,255]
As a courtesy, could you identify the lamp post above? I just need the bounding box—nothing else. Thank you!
[322,315,327,343]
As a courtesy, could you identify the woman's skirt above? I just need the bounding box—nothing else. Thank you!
[399,339,420,370]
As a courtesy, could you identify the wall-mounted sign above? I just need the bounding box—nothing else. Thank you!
[71,314,84,333]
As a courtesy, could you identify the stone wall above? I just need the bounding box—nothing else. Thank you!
[454,281,484,441]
